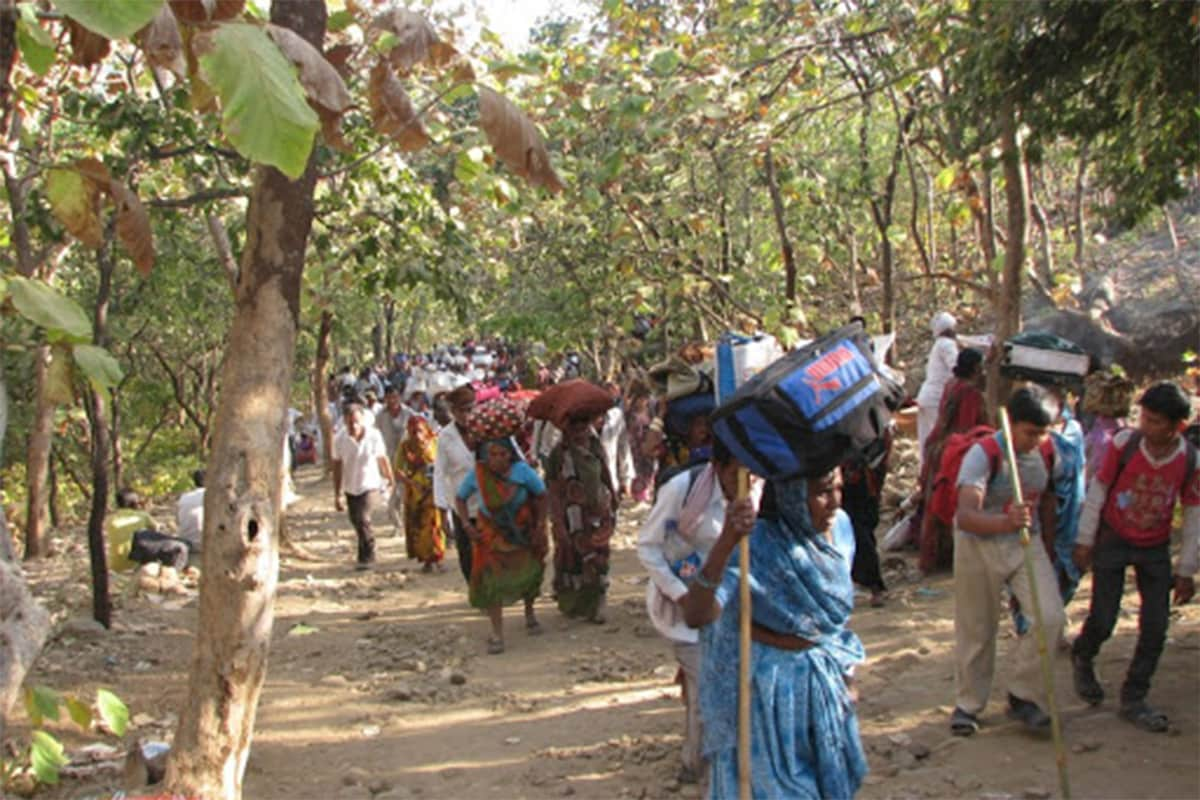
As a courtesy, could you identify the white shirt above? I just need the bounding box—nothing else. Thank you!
[916,336,958,407]
[376,405,409,461]
[599,406,634,488]
[433,422,477,514]
[333,427,388,496]
[176,488,205,550]
[637,467,728,644]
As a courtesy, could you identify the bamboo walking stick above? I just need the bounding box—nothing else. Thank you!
[737,467,752,800]
[998,409,1071,800]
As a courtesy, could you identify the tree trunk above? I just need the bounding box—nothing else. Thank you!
[764,144,797,304]
[111,387,124,493]
[314,309,334,474]
[382,297,395,362]
[24,346,53,559]
[47,451,59,529]
[164,5,324,796]
[988,101,1029,415]
[0,557,51,743]
[84,231,116,628]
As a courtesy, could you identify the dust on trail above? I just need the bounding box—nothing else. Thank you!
[17,464,1200,800]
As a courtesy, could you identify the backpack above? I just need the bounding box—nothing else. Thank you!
[927,426,1055,527]
[710,322,902,481]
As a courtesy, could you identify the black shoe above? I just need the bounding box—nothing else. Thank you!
[1072,654,1104,706]
[949,707,980,737]
[1007,693,1051,732]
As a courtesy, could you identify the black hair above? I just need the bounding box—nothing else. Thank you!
[192,469,205,488]
[342,401,364,417]
[1139,381,1191,423]
[710,436,734,465]
[848,315,866,328]
[116,487,141,509]
[952,348,983,379]
[1006,385,1057,427]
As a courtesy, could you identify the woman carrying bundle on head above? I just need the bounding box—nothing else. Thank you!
[454,399,547,655]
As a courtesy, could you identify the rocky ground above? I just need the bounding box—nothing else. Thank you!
[8,454,1200,800]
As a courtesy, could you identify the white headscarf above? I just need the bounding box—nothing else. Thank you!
[930,311,956,336]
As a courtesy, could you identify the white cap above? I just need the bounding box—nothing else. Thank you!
[931,311,956,336]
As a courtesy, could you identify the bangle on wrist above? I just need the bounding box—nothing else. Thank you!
[693,568,720,591]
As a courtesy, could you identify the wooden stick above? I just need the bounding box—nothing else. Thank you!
[737,467,752,800]
[998,409,1071,800]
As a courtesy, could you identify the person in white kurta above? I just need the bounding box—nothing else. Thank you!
[636,445,752,784]
[599,404,635,498]
[433,387,477,581]
[916,311,959,468]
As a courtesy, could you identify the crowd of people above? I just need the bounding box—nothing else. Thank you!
[107,325,1198,799]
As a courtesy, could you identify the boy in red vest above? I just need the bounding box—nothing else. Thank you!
[1072,381,1200,733]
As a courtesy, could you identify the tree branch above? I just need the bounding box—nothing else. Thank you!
[148,188,248,209]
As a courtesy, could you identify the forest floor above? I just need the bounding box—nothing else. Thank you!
[12,453,1200,800]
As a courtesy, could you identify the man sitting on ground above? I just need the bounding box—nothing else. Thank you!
[108,488,191,573]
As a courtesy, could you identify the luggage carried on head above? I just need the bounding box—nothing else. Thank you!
[467,396,526,443]
[527,379,613,428]
[1000,330,1088,388]
[715,332,783,404]
[710,322,903,481]
[1082,368,1135,418]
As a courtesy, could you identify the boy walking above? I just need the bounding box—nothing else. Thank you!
[1071,381,1199,732]
[950,386,1064,736]
[333,402,395,569]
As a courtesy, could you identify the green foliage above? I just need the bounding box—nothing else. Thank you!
[56,0,165,40]
[96,688,129,736]
[196,23,319,179]
[72,344,125,390]
[3,686,129,791]
[15,3,55,76]
[6,276,91,341]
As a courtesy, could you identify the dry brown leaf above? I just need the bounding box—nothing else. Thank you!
[109,181,155,276]
[138,4,184,76]
[325,43,356,80]
[477,87,564,193]
[368,61,429,152]
[371,8,456,74]
[181,26,217,112]
[169,0,245,24]
[449,55,476,84]
[318,106,351,153]
[74,158,113,191]
[67,19,111,67]
[266,24,351,113]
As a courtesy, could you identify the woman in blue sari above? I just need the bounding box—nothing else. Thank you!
[682,469,867,799]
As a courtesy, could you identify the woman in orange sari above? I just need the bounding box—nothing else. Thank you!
[455,438,548,654]
[396,415,444,572]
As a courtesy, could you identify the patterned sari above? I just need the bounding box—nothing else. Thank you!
[546,435,617,619]
[468,458,546,609]
[398,416,443,565]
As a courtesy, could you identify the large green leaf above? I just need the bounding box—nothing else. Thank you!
[96,688,129,736]
[195,23,319,179]
[65,694,94,730]
[73,344,124,390]
[23,685,61,727]
[16,3,55,76]
[8,276,92,340]
[56,0,164,40]
[29,730,69,784]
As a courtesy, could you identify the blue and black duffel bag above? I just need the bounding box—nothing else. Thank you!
[710,322,902,481]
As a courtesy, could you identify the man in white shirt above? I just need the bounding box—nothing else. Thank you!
[377,386,410,532]
[333,403,394,569]
[176,469,206,553]
[433,385,476,581]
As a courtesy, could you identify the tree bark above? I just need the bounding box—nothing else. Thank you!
[84,231,116,629]
[314,309,334,473]
[764,144,797,304]
[382,296,395,362]
[164,5,325,796]
[0,557,51,743]
[24,346,53,559]
[989,101,1029,415]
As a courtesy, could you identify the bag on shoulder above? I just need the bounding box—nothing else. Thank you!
[710,322,902,481]
[927,427,1055,526]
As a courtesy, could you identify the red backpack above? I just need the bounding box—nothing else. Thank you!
[927,426,1054,527]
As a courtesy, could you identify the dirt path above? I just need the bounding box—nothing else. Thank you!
[15,464,1200,800]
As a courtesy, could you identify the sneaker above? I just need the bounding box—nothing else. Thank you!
[1072,654,1104,706]
[1007,693,1051,732]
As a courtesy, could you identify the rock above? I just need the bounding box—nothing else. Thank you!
[449,671,467,686]
[368,778,393,794]
[387,685,416,702]
[892,749,918,770]
[907,741,931,760]
[320,674,350,687]
[61,616,107,638]
[1071,739,1102,754]
[561,786,576,797]
[887,732,912,747]
[343,767,371,786]
[504,736,522,745]
[361,725,381,737]
[338,786,373,800]
[1023,789,1052,800]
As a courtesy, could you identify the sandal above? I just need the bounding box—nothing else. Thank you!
[525,618,543,636]
[949,707,980,737]
[486,636,505,655]
[1119,701,1168,733]
[1072,654,1104,706]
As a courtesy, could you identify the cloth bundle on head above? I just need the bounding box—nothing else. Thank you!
[930,311,956,336]
[527,379,613,428]
[648,354,714,401]
[467,396,525,443]
[1083,369,1135,418]
[446,384,476,408]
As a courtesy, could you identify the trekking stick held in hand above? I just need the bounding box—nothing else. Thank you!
[998,409,1071,800]
[737,466,752,800]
